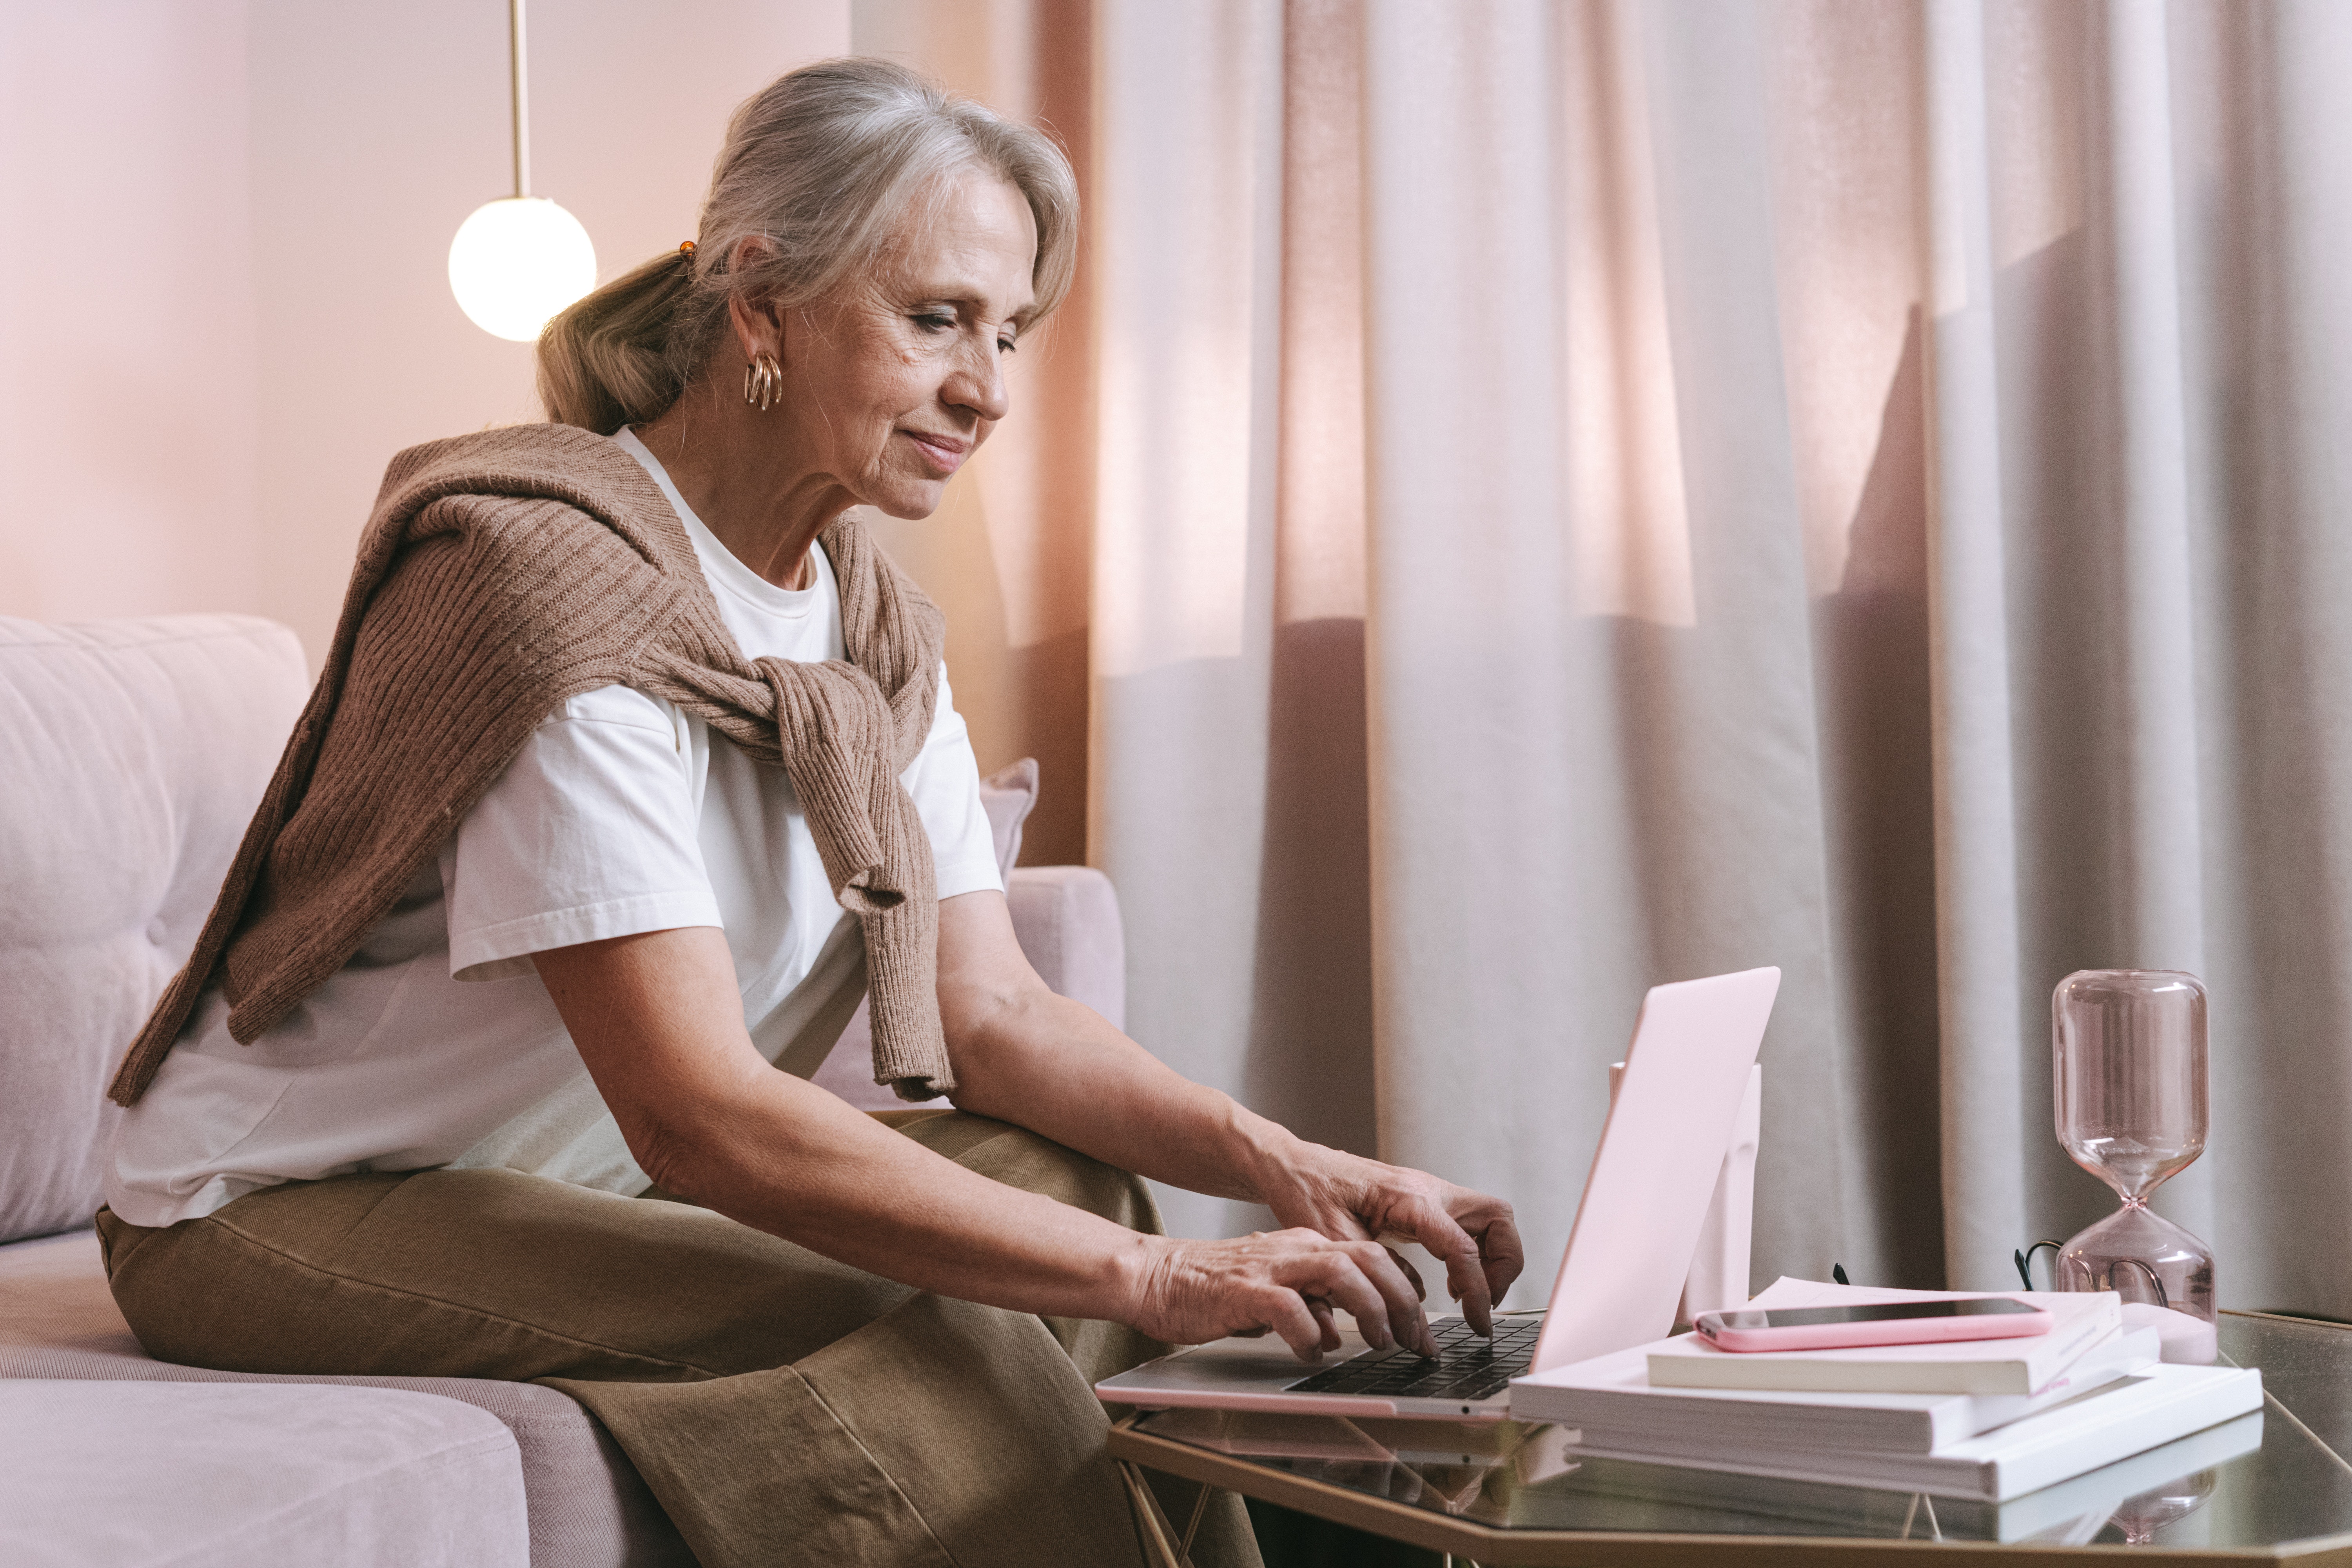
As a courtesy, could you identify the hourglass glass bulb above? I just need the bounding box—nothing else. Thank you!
[2053,970,2207,1203]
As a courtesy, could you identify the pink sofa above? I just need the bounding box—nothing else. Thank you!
[0,613,1126,1567]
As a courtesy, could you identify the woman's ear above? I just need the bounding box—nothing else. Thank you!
[726,288,782,370]
[724,237,785,367]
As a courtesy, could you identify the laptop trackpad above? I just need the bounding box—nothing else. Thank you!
[1127,1333,1369,1393]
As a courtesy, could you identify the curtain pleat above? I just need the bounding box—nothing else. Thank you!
[1923,0,2031,1293]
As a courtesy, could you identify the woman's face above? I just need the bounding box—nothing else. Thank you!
[770,169,1038,520]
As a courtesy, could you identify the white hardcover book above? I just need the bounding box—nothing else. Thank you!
[1512,1326,2160,1451]
[1646,1278,2125,1396]
[1537,1409,2264,1544]
[1945,1412,2264,1543]
[1563,1362,2263,1502]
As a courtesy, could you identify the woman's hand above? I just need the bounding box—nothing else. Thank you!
[926,895,1523,1345]
[1124,1230,1438,1361]
[1252,1145,1524,1336]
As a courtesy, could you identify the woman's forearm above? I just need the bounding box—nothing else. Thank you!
[537,922,1481,1357]
[931,890,1310,1207]
[537,927,1153,1324]
[662,1070,1432,1356]
[944,983,1303,1207]
[648,1062,1160,1320]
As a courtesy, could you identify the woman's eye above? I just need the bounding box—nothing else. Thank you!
[914,312,955,333]
[997,336,1018,355]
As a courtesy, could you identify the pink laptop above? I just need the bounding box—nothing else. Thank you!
[1095,966,1781,1420]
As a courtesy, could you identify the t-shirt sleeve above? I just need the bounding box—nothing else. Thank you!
[907,664,1005,900]
[443,684,721,981]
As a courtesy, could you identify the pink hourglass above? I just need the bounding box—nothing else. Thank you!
[2052,970,2218,1365]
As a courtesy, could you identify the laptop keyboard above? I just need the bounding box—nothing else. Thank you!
[1283,1315,1542,1403]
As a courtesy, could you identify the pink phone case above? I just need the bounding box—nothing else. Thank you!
[1695,1299,2054,1353]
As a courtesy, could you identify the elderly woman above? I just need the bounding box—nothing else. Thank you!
[96,58,1519,1568]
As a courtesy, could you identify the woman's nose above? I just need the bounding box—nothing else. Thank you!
[944,340,1010,423]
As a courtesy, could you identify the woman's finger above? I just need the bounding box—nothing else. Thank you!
[1289,1254,1398,1350]
[1345,1239,1437,1354]
[1305,1296,1339,1353]
[1397,1197,1494,1334]
[1443,1189,1525,1299]
[1257,1286,1330,1361]
[1470,1205,1526,1303]
[1386,1246,1427,1301]
[1292,1240,1433,1355]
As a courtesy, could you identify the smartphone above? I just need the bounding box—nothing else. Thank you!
[1692,1297,2054,1353]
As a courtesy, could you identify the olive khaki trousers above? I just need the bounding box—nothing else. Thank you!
[97,1110,1260,1568]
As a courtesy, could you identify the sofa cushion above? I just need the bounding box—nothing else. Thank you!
[0,615,309,1245]
[0,1379,528,1568]
[0,1229,693,1568]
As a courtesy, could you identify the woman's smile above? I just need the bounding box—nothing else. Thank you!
[899,427,972,475]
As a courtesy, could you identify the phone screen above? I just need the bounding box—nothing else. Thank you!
[1708,1298,2040,1332]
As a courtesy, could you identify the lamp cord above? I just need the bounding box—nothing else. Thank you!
[509,0,531,199]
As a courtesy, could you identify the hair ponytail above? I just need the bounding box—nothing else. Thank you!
[535,57,1079,437]
[537,245,701,436]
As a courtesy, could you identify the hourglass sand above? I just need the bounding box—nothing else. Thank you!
[2052,970,2218,1365]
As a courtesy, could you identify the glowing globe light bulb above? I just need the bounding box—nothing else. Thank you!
[447,196,596,343]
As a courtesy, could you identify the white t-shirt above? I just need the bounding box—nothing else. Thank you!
[104,428,1001,1228]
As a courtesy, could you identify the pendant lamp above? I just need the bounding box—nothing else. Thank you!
[447,0,596,342]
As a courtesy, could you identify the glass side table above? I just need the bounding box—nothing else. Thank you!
[1109,1311,2352,1567]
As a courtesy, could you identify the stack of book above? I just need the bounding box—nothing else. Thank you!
[1509,1278,2264,1503]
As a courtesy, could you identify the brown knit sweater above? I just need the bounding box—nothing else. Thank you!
[107,423,953,1107]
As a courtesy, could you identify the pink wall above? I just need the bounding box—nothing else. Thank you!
[0,3,262,626]
[2,0,850,665]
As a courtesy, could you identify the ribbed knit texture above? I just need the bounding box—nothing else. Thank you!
[106,424,951,1108]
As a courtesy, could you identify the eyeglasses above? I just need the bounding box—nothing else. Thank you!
[1827,1245,2066,1294]
[2015,1240,2064,1291]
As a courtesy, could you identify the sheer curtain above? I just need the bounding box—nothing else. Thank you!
[857,0,2352,1316]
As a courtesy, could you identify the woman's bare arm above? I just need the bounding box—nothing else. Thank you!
[935,891,1523,1329]
[532,925,1434,1357]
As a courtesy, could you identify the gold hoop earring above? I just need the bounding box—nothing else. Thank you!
[743,352,782,413]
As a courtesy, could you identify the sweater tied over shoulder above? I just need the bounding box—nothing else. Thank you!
[106,423,953,1108]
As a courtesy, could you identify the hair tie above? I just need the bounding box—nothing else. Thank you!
[679,240,697,256]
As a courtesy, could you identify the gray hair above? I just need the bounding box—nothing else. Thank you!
[539,57,1078,435]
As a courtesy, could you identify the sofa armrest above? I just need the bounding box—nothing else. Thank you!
[1004,866,1126,1033]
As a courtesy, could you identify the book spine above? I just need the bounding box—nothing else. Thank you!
[1559,1439,2001,1500]
[1502,1384,1576,1424]
[1518,1405,1937,1451]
